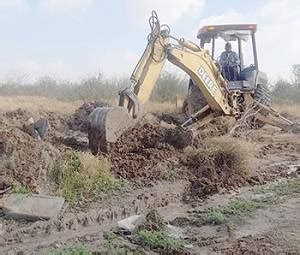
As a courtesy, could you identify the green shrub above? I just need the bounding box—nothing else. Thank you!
[58,151,125,203]
[12,181,30,194]
[0,72,187,103]
[271,79,300,104]
[204,208,226,225]
[48,245,92,255]
[204,177,300,225]
[133,230,182,253]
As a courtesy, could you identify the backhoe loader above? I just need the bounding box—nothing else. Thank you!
[88,11,295,154]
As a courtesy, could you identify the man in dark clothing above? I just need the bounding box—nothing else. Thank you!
[219,42,240,81]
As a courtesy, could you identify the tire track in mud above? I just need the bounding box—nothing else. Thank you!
[0,181,186,254]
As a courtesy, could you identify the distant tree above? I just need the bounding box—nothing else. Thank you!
[150,72,187,103]
[271,79,300,104]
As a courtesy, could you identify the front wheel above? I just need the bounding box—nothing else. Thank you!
[253,84,272,127]
[254,84,271,107]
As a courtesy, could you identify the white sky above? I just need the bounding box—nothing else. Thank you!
[0,0,299,83]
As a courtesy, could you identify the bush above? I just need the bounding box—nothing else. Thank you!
[48,245,92,255]
[150,72,187,103]
[204,208,226,225]
[0,72,187,103]
[132,209,184,254]
[12,181,31,194]
[184,136,253,199]
[271,79,300,104]
[133,230,182,253]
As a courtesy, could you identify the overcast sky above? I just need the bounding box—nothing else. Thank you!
[0,0,299,83]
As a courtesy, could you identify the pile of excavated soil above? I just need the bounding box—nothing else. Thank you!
[191,116,236,148]
[182,136,260,199]
[67,101,110,133]
[39,111,68,139]
[0,127,60,193]
[109,123,181,181]
[0,108,68,142]
[0,109,32,128]
[0,103,271,195]
[108,119,240,185]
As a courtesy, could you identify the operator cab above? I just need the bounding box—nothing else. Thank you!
[197,24,267,91]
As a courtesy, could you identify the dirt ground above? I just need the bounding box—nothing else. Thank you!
[0,101,299,254]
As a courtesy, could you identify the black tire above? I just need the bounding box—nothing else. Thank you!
[183,80,207,116]
[253,84,272,128]
[254,84,271,107]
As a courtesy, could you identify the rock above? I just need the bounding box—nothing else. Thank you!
[2,194,65,221]
[167,224,185,239]
[117,214,145,233]
[23,117,49,140]
[251,193,274,202]
[34,118,49,139]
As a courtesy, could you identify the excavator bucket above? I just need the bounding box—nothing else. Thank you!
[88,106,133,154]
[87,11,168,154]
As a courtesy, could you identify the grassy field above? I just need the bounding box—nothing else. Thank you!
[0,96,82,114]
[0,95,181,114]
[0,95,298,121]
[273,104,300,118]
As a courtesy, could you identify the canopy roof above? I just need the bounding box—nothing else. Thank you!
[197,24,257,43]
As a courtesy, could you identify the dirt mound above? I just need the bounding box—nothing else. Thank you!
[0,108,68,142]
[222,233,299,254]
[109,123,180,181]
[68,101,110,133]
[39,111,68,138]
[107,116,238,185]
[0,109,32,128]
[0,127,60,193]
[192,116,236,147]
[165,128,193,149]
[54,130,89,150]
[182,136,257,199]
[0,106,90,151]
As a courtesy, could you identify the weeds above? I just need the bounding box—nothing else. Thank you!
[140,209,166,232]
[103,232,141,255]
[58,151,125,203]
[204,177,300,225]
[133,230,183,253]
[204,208,226,225]
[204,198,259,225]
[132,209,184,254]
[222,198,259,217]
[47,245,92,255]
[12,181,30,194]
[254,177,300,197]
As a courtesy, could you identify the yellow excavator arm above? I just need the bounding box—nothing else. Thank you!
[120,11,231,120]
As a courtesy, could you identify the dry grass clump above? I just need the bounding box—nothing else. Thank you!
[0,96,81,114]
[183,136,254,198]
